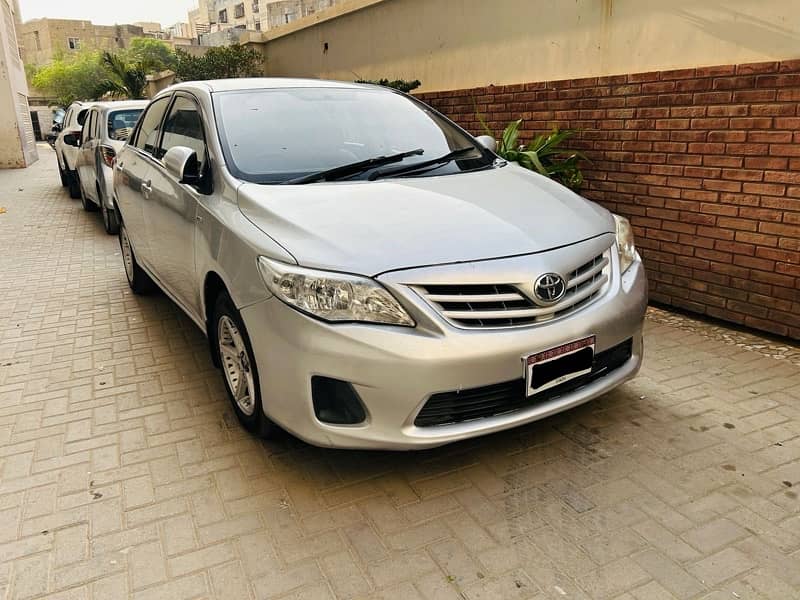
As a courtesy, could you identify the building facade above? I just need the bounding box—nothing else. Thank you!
[0,0,37,168]
[18,18,144,65]
[133,21,165,39]
[189,0,340,40]
[265,0,335,30]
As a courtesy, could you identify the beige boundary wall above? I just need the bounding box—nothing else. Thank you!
[0,0,37,168]
[256,0,800,92]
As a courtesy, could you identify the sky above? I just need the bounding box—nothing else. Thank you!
[18,0,196,27]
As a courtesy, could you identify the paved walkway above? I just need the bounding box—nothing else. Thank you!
[0,146,799,600]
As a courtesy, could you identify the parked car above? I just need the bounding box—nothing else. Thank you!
[54,101,96,198]
[74,100,148,234]
[114,79,647,450]
[46,108,66,148]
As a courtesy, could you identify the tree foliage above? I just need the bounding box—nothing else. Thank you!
[355,78,421,93]
[31,50,109,107]
[32,41,264,106]
[97,51,148,100]
[174,44,262,81]
[125,37,177,73]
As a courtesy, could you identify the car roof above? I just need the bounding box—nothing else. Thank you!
[158,77,371,97]
[91,100,150,113]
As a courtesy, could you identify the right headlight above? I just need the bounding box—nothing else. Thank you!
[614,214,637,274]
[258,257,415,327]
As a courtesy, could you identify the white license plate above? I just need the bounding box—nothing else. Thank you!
[525,336,595,397]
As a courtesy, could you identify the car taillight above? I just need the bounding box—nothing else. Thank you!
[100,146,116,168]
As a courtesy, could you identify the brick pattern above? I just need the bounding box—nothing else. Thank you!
[417,59,800,339]
[1,148,799,599]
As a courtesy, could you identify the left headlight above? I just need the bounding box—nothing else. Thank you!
[614,214,637,274]
[258,257,415,327]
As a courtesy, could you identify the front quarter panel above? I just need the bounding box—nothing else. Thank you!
[194,166,296,318]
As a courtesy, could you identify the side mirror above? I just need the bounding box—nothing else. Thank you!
[475,135,497,153]
[63,133,80,147]
[164,146,201,185]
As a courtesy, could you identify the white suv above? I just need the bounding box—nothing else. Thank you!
[54,101,95,199]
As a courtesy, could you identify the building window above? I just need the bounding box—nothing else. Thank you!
[219,9,228,23]
[252,2,259,13]
[234,3,245,18]
[68,37,80,50]
[255,20,261,30]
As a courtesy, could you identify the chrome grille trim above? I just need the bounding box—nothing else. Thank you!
[414,249,612,329]
[425,292,525,303]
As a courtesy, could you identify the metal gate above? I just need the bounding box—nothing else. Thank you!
[17,94,36,157]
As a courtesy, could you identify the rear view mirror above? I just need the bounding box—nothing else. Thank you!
[475,135,497,153]
[164,146,200,185]
[63,133,80,147]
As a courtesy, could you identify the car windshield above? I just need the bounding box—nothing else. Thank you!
[108,109,143,141]
[214,87,494,184]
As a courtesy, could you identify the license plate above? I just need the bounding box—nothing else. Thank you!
[525,336,595,397]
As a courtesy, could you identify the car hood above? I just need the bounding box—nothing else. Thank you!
[237,164,615,275]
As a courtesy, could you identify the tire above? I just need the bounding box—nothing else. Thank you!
[68,171,81,199]
[57,157,68,187]
[97,184,118,234]
[102,201,120,235]
[212,292,275,438]
[118,222,155,295]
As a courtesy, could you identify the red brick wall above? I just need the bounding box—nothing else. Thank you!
[417,60,800,339]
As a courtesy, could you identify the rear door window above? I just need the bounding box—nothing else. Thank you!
[132,97,171,157]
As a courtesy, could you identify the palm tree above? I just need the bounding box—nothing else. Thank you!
[99,51,147,100]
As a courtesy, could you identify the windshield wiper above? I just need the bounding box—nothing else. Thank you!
[281,148,425,185]
[368,146,480,181]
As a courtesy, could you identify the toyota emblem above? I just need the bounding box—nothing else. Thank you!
[533,273,567,304]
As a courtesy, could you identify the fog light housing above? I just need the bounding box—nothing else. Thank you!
[311,377,367,425]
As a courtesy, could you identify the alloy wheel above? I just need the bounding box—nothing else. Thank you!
[217,315,256,416]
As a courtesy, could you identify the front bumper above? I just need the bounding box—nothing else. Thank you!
[241,252,647,450]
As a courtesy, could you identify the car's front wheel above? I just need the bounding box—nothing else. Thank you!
[119,222,154,295]
[213,292,275,438]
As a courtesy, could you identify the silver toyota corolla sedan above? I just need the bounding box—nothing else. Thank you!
[113,78,647,450]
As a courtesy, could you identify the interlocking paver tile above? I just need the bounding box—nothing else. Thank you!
[1,147,800,598]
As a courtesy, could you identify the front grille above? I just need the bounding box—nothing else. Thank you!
[414,338,633,427]
[415,250,611,328]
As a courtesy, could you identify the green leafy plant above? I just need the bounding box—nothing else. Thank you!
[174,44,262,81]
[355,78,421,93]
[479,115,586,191]
[97,51,148,99]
